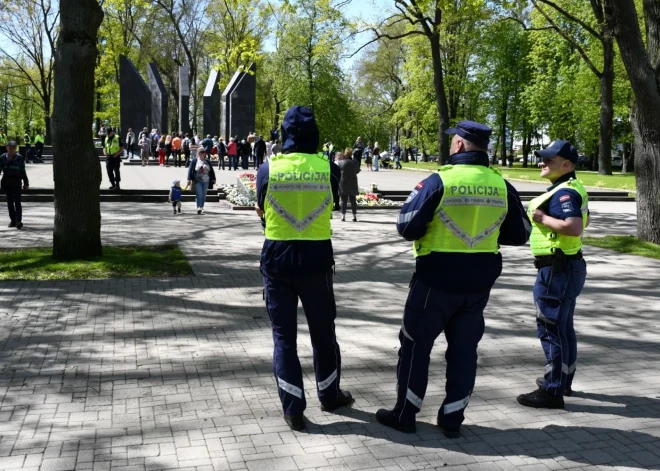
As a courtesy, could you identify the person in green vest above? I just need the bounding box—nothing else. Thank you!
[23,130,32,163]
[376,121,531,438]
[517,140,589,410]
[104,127,124,190]
[33,131,45,163]
[0,128,7,156]
[255,106,353,431]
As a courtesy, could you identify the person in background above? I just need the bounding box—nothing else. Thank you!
[151,129,159,160]
[227,137,238,170]
[272,139,281,155]
[217,137,227,170]
[200,134,214,157]
[33,131,45,162]
[266,139,273,160]
[138,132,150,167]
[98,124,107,146]
[187,147,216,214]
[23,130,32,163]
[337,148,360,222]
[169,179,183,215]
[125,128,135,159]
[254,135,267,169]
[0,140,29,229]
[158,135,166,166]
[104,127,124,191]
[373,142,381,172]
[392,142,402,169]
[164,135,173,167]
[193,133,200,145]
[240,137,251,170]
[172,133,183,167]
[364,141,373,171]
[183,133,192,167]
[353,136,364,169]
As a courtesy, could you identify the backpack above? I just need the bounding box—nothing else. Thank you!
[183,138,190,151]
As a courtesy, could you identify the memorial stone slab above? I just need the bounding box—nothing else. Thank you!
[148,63,168,134]
[221,63,256,141]
[119,55,151,137]
[203,70,221,137]
[179,66,190,135]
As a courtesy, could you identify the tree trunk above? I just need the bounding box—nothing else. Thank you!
[52,0,103,259]
[430,35,450,164]
[605,0,660,243]
[45,114,52,146]
[622,141,630,173]
[598,38,614,175]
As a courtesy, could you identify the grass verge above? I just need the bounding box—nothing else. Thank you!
[401,162,636,191]
[0,245,194,281]
[583,236,660,260]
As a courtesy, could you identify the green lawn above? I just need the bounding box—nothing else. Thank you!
[0,245,194,281]
[401,161,636,191]
[584,235,660,260]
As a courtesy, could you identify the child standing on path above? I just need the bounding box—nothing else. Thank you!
[169,179,182,214]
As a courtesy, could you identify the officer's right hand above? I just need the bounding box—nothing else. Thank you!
[255,203,264,217]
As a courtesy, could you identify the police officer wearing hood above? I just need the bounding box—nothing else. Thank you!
[255,106,353,431]
[517,140,588,409]
[376,121,531,437]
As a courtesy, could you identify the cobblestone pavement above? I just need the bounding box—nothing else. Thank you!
[23,163,549,192]
[2,201,659,471]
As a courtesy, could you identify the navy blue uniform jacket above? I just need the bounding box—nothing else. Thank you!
[396,151,531,294]
[257,158,341,278]
[538,171,585,221]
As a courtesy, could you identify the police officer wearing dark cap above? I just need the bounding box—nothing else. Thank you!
[376,120,531,437]
[517,140,589,409]
[255,106,353,431]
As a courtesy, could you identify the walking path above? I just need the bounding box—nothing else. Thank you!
[1,201,659,471]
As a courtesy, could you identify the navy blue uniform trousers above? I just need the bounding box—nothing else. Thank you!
[393,276,490,429]
[535,259,587,395]
[263,268,342,416]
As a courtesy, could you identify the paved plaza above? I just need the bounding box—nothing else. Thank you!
[22,163,550,192]
[1,198,659,471]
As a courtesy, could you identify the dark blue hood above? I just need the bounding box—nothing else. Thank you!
[281,106,319,154]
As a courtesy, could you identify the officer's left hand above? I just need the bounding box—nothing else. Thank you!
[532,209,548,225]
[255,203,264,217]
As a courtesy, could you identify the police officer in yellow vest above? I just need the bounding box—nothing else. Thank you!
[517,140,589,409]
[255,106,353,431]
[104,127,124,191]
[377,121,531,437]
[0,128,7,156]
[33,132,45,163]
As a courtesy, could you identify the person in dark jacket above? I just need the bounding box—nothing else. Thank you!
[376,121,532,438]
[255,106,351,431]
[240,137,251,169]
[0,141,29,229]
[352,136,364,169]
[187,147,216,214]
[200,135,214,156]
[337,148,360,222]
[254,136,267,169]
[217,137,227,170]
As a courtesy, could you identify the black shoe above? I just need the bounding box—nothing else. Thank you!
[173,210,177,215]
[16,222,23,230]
[197,209,202,215]
[375,409,416,433]
[108,185,116,190]
[437,417,461,438]
[177,208,181,214]
[536,377,572,397]
[115,185,120,191]
[8,221,16,228]
[320,390,355,412]
[341,215,345,221]
[352,216,357,222]
[517,388,564,409]
[283,414,305,431]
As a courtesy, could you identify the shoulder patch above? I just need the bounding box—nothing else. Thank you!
[415,182,424,190]
[559,195,570,202]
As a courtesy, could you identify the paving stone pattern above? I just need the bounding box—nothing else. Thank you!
[1,201,659,471]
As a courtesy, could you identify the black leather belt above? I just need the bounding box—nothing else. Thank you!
[534,251,583,269]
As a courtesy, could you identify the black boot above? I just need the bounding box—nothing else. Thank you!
[375,409,416,433]
[320,390,354,412]
[536,377,572,397]
[436,416,461,438]
[517,388,564,409]
[283,414,305,431]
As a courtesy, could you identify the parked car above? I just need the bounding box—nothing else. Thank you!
[612,156,623,167]
[577,155,591,169]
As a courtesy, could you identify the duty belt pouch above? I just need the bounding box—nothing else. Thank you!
[551,248,567,274]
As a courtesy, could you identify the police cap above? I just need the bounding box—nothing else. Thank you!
[445,120,492,148]
[534,140,578,164]
[6,140,17,147]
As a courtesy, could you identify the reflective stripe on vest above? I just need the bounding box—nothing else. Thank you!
[265,152,332,241]
[527,178,589,256]
[105,135,120,155]
[413,165,508,257]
